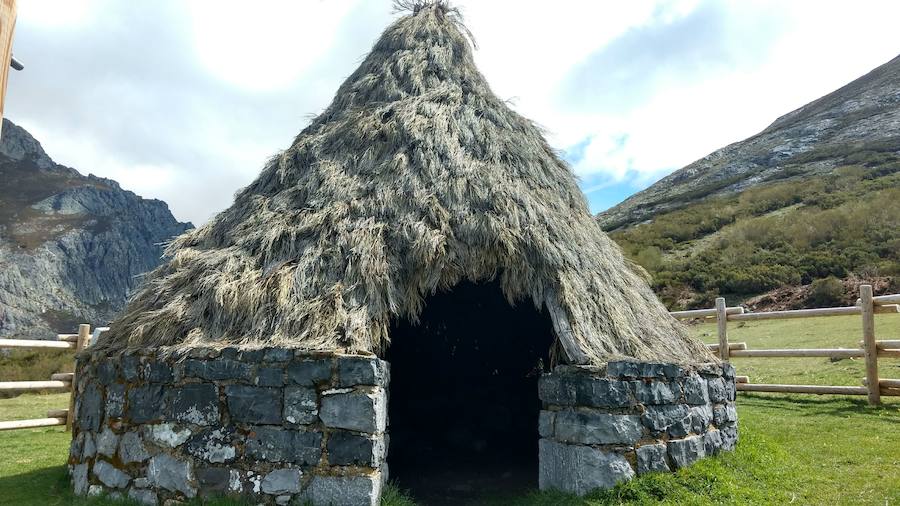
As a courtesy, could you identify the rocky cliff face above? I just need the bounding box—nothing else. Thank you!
[0,119,192,338]
[598,54,900,230]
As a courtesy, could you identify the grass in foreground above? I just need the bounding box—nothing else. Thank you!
[1,315,898,504]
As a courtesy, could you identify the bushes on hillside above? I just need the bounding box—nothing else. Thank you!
[806,276,844,307]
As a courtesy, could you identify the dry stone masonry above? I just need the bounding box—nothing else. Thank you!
[69,349,388,505]
[538,360,738,495]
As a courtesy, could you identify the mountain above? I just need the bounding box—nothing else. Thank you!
[0,119,192,338]
[597,55,900,309]
[599,54,900,230]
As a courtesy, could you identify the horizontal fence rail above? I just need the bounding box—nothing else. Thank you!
[0,324,96,431]
[681,284,899,405]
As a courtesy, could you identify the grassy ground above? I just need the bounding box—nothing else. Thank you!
[0,315,898,505]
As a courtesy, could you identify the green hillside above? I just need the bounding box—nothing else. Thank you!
[609,155,900,309]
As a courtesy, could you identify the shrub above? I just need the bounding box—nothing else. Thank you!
[806,276,844,307]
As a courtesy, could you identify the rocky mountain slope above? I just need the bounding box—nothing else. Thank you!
[599,54,900,231]
[596,55,900,309]
[0,119,192,338]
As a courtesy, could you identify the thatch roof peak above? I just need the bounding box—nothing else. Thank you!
[93,6,715,365]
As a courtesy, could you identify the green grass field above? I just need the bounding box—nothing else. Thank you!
[1,314,898,505]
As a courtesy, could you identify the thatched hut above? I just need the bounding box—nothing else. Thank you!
[69,3,737,504]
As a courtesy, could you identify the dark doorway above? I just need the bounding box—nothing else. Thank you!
[385,279,555,504]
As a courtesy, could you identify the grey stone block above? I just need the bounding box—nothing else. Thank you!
[554,410,643,445]
[636,443,670,474]
[128,487,158,506]
[225,385,282,424]
[538,374,576,405]
[725,378,736,401]
[133,477,150,488]
[327,431,385,467]
[245,427,322,465]
[337,357,387,387]
[722,363,736,379]
[185,359,252,381]
[70,432,85,461]
[246,427,293,462]
[127,385,165,423]
[572,377,634,407]
[144,361,173,383]
[291,431,324,466]
[96,361,118,385]
[641,404,691,435]
[256,367,284,387]
[185,427,237,463]
[632,380,680,405]
[119,432,150,464]
[96,427,120,457]
[83,432,96,458]
[143,423,192,448]
[713,404,738,426]
[538,410,555,438]
[304,474,383,506]
[166,383,220,425]
[148,454,196,498]
[697,363,723,377]
[707,377,727,403]
[122,356,140,381]
[93,460,130,488]
[720,425,738,451]
[668,435,706,468]
[196,467,231,495]
[287,359,332,386]
[71,463,89,495]
[682,375,709,405]
[238,349,266,362]
[284,386,318,425]
[609,361,685,379]
[703,429,723,455]
[320,389,387,433]
[261,469,302,494]
[105,384,125,419]
[275,495,292,505]
[264,348,294,362]
[690,405,713,435]
[538,439,634,495]
[77,383,103,431]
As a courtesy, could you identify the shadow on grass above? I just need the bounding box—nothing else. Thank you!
[739,393,900,421]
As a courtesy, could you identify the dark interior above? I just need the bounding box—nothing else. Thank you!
[385,279,555,504]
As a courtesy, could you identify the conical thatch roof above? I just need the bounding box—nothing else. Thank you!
[94,2,714,365]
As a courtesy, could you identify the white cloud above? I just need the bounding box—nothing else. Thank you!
[6,0,900,224]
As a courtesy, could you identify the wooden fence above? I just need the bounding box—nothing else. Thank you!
[0,324,94,431]
[672,284,900,405]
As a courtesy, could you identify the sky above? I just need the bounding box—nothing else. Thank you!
[6,0,900,225]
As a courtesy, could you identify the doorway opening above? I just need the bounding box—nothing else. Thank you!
[385,279,555,504]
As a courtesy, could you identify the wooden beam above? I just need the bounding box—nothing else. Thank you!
[873,294,900,305]
[57,334,79,343]
[0,417,67,431]
[50,373,74,382]
[0,380,71,391]
[707,342,747,352]
[879,349,900,358]
[67,324,90,431]
[882,387,900,397]
[728,306,861,321]
[735,375,749,384]
[670,306,743,319]
[46,409,68,418]
[737,383,868,395]
[860,285,880,406]
[729,348,864,358]
[715,297,729,361]
[858,340,900,350]
[0,339,75,350]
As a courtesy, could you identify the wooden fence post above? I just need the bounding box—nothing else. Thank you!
[715,297,729,361]
[66,324,90,431]
[860,285,880,406]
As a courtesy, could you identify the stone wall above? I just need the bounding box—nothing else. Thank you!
[538,360,738,495]
[68,349,388,506]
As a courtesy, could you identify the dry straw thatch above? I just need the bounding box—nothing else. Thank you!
[94,2,714,365]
